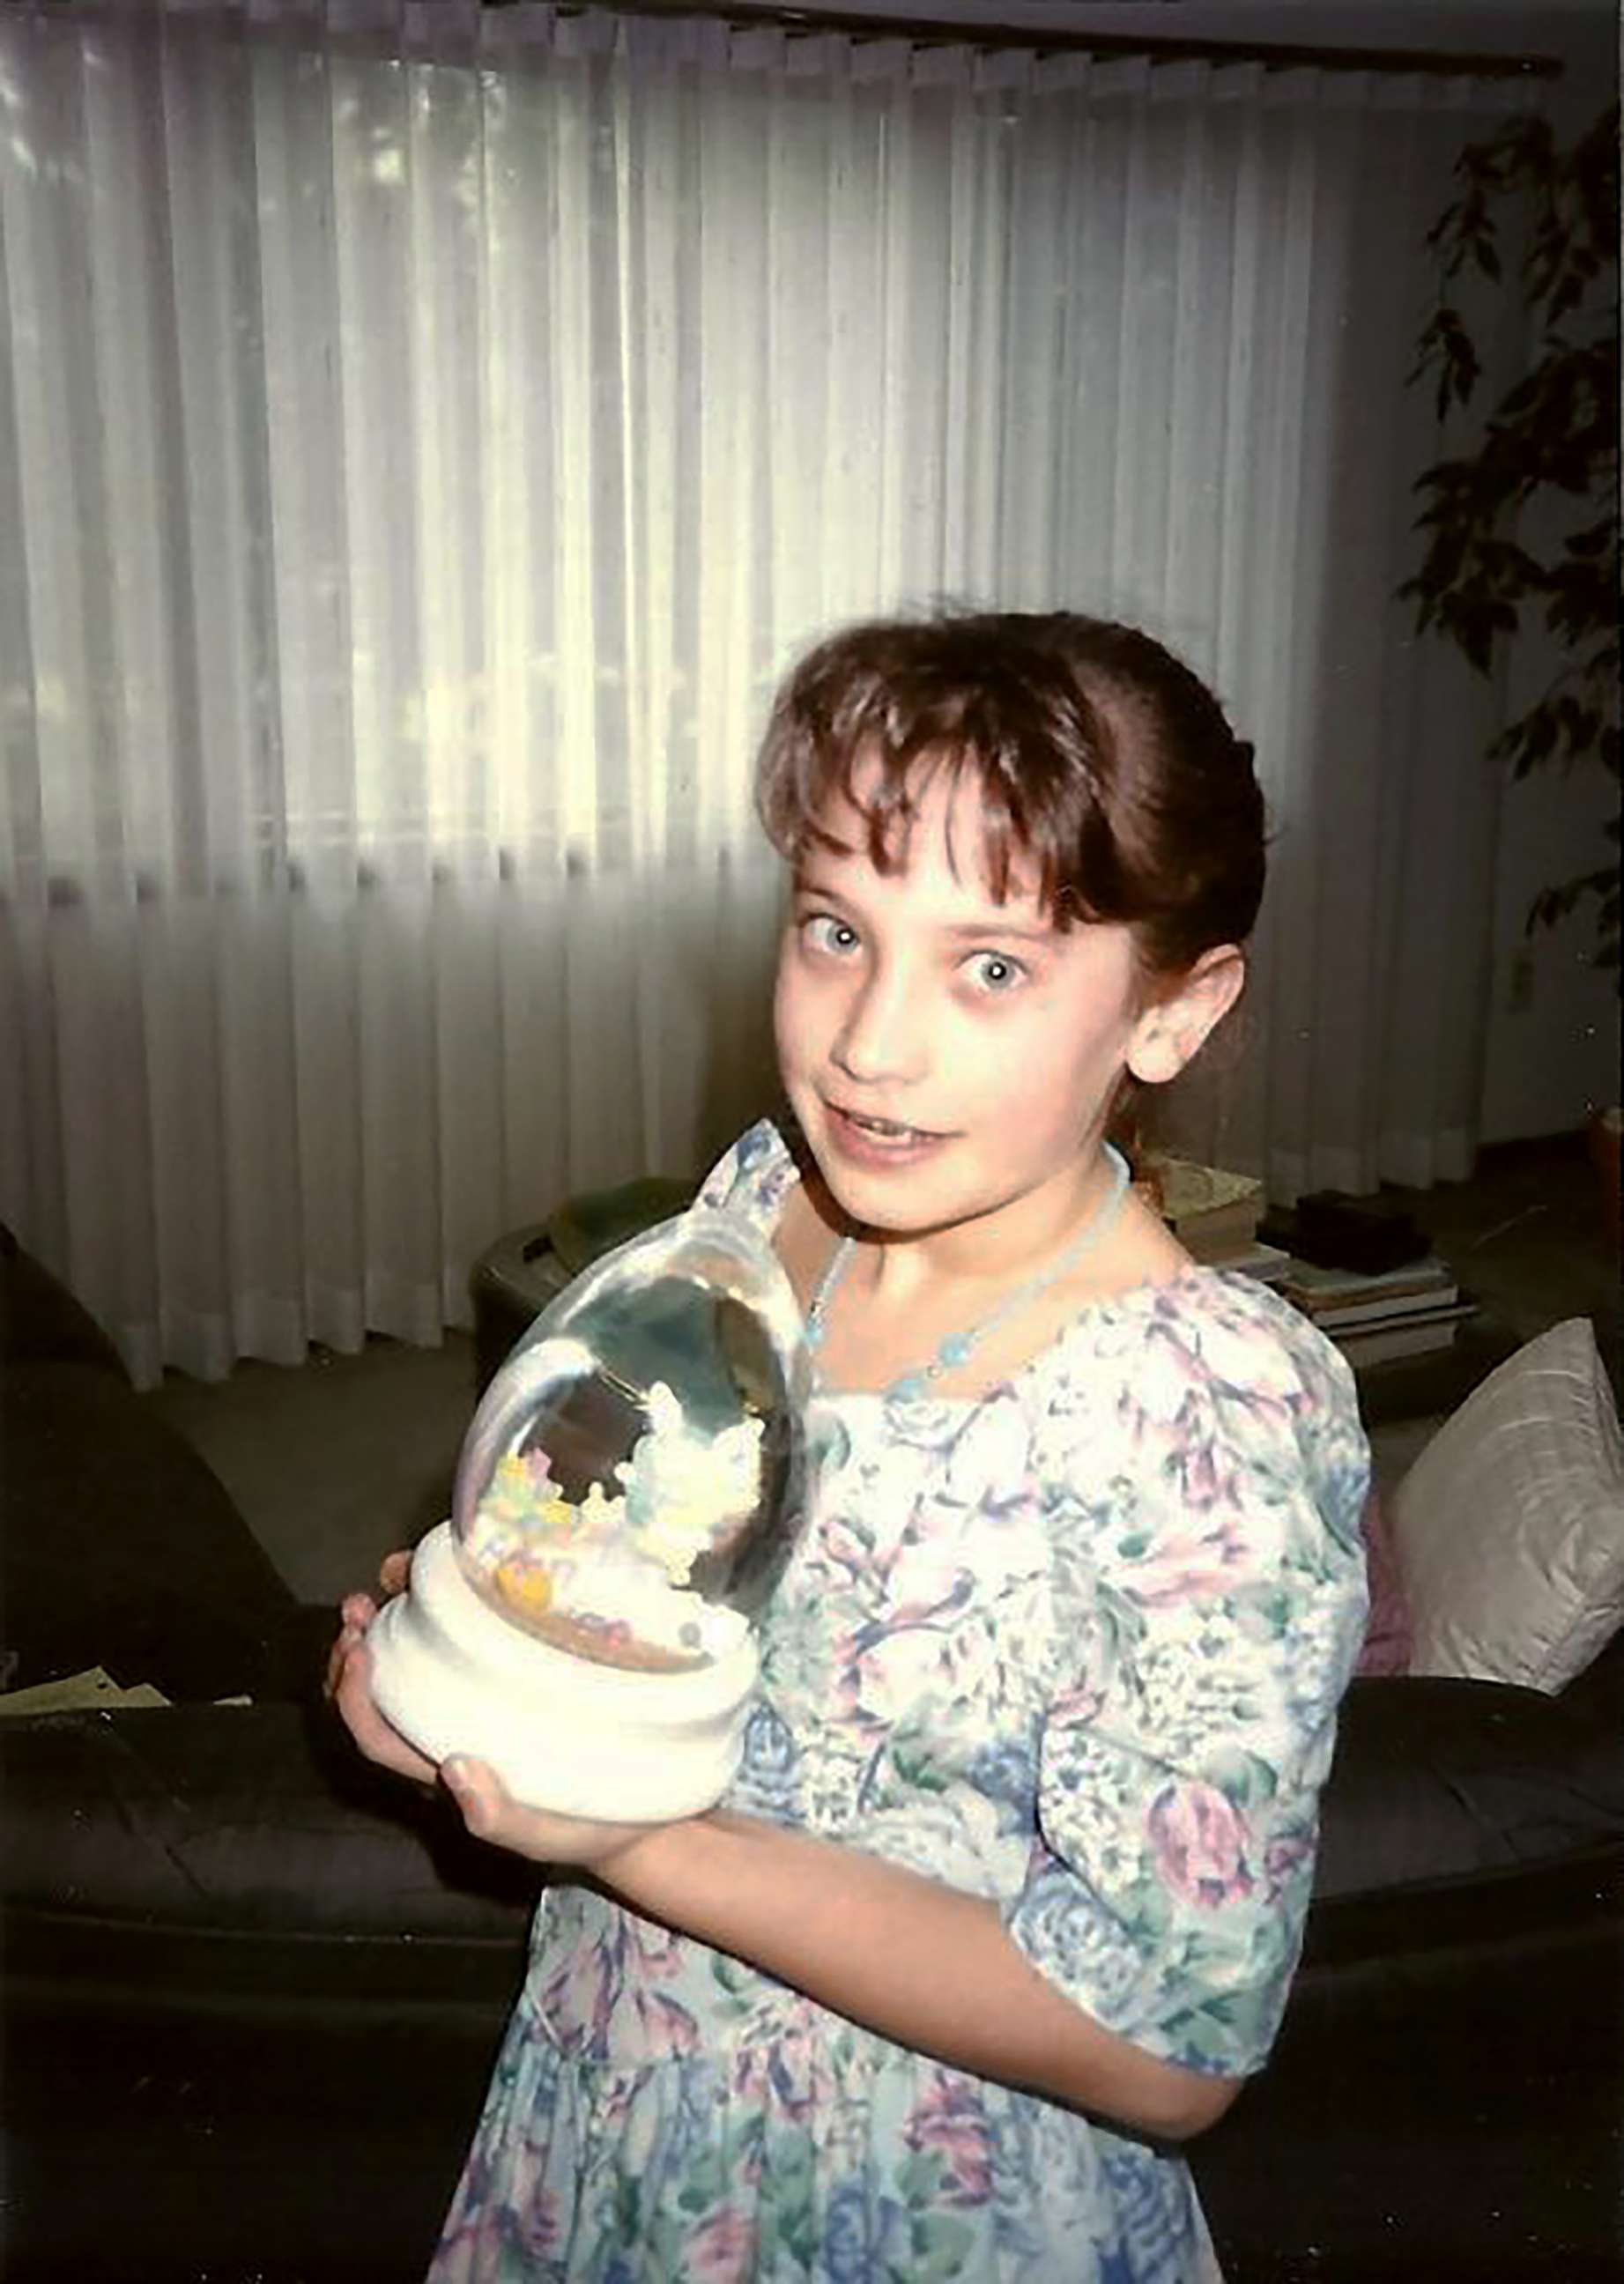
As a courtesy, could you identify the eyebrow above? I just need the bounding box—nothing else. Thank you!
[790,869,853,901]
[791,872,1058,945]
[941,919,1057,946]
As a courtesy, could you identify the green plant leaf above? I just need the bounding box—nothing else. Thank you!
[1495,708,1558,775]
[1403,101,1619,985]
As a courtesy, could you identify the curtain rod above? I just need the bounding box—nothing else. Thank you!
[540,2,1561,79]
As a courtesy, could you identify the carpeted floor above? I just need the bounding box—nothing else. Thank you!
[146,1325,478,1607]
[142,1128,1620,1606]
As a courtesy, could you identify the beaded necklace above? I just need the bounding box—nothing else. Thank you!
[804,1142,1131,1402]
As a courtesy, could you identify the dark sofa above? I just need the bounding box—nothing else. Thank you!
[3,1225,1621,2282]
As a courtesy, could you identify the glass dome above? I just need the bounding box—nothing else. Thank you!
[450,1210,810,1679]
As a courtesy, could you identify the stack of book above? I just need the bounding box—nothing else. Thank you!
[1149,1158,1293,1283]
[1280,1255,1476,1366]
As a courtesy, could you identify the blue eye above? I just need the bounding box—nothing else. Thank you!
[801,914,861,958]
[965,950,1027,994]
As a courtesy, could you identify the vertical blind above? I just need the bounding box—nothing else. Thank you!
[0,2,1528,1383]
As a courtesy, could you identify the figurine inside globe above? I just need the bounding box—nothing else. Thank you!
[366,1210,810,1821]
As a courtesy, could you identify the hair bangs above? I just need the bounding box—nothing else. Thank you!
[760,665,1108,926]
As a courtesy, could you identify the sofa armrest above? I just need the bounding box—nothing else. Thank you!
[1313,1670,1624,1903]
[0,1225,127,1379]
[1,1362,305,1702]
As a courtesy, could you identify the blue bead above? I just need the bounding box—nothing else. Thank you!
[889,1375,928,1403]
[938,1332,975,1366]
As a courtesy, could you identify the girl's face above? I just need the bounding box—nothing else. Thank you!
[774,761,1164,1242]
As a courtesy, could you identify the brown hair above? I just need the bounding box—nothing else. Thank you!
[755,610,1266,981]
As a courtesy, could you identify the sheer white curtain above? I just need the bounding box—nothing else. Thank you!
[0,1,1528,1384]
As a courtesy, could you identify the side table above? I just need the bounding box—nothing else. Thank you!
[468,1177,699,1392]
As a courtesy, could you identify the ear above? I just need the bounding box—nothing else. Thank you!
[1126,946,1246,1086]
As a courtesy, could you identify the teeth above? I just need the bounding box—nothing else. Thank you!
[851,1112,919,1138]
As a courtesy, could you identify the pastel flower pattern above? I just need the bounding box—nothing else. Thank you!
[429,1122,1369,2282]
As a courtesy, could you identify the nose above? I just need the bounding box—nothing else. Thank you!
[830,962,925,1086]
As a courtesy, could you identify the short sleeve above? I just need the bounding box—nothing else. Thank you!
[1003,1287,1370,2079]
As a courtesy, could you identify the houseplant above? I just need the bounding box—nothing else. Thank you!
[1402,101,1619,978]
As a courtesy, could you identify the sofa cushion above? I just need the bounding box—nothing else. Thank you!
[1352,1485,1413,1677]
[1389,1317,1624,1693]
[0,1361,301,1702]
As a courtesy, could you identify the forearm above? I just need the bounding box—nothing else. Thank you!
[336,1617,1238,2139]
[605,1808,1238,2141]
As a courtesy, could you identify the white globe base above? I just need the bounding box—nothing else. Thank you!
[367,1521,759,1821]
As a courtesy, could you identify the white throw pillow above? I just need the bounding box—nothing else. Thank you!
[1389,1317,1624,1693]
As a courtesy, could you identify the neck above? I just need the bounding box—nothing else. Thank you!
[846,1144,1121,1305]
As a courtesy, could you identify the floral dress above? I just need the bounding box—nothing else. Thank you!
[430,1122,1370,2282]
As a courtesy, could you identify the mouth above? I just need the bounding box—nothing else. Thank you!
[824,1101,950,1149]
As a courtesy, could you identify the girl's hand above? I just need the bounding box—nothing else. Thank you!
[328,1621,440,1790]
[323,1542,416,1707]
[326,1550,665,1872]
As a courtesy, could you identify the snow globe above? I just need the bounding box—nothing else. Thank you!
[367,1211,809,1821]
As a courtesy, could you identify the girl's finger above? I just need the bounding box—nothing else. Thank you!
[378,1547,413,1598]
[333,1639,438,1786]
[441,1754,504,1839]
[323,1621,362,1700]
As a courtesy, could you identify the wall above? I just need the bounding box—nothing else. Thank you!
[1479,767,1620,1138]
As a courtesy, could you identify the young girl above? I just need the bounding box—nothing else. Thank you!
[333,611,1370,2282]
